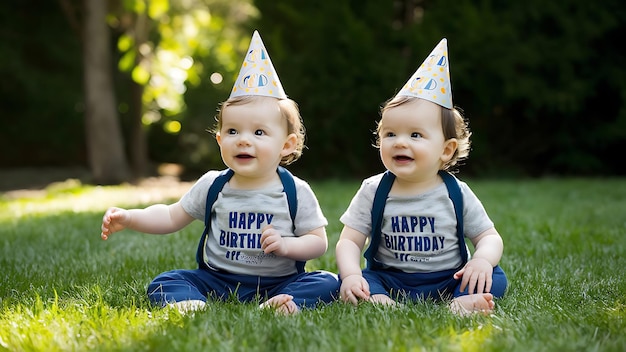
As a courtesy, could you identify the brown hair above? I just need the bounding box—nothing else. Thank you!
[376,96,471,170]
[213,96,306,165]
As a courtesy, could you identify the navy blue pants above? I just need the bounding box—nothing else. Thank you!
[361,265,507,302]
[147,268,340,309]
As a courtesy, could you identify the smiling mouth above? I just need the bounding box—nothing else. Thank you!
[393,155,414,162]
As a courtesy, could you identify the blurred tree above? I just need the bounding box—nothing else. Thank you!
[54,0,257,181]
[108,0,258,177]
[2,0,625,179]
[81,0,131,184]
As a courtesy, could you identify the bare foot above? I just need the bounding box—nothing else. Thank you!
[449,293,495,316]
[369,294,398,306]
[167,299,207,314]
[259,294,299,315]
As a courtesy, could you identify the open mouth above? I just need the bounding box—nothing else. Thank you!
[393,155,414,162]
[236,154,254,159]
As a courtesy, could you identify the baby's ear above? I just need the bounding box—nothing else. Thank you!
[281,133,298,156]
[441,138,458,162]
[215,132,222,146]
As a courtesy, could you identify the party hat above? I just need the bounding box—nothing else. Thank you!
[229,30,287,99]
[396,38,452,109]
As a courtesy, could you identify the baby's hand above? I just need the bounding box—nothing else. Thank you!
[454,257,494,294]
[340,274,370,306]
[260,225,288,256]
[101,207,130,240]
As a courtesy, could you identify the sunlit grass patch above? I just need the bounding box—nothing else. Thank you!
[1,177,626,351]
[0,291,186,352]
[0,178,192,221]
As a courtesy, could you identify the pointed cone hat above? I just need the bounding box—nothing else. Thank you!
[229,31,287,99]
[395,38,452,109]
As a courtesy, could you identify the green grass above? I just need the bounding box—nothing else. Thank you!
[1,177,625,351]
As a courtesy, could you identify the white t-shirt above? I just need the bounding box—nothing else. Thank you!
[181,170,327,276]
[340,173,494,273]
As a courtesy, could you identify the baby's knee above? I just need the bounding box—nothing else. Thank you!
[491,266,508,298]
[315,271,341,293]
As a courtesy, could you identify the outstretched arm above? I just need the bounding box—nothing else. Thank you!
[101,201,195,240]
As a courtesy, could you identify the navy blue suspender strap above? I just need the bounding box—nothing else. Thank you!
[277,166,297,223]
[364,170,467,269]
[277,166,304,272]
[196,168,233,266]
[363,171,395,269]
[195,167,303,272]
[439,170,468,264]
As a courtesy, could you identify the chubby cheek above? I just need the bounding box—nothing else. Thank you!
[379,146,394,168]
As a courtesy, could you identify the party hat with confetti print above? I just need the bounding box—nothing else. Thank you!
[229,31,287,99]
[396,38,452,109]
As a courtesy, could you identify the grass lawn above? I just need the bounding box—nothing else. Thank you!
[1,175,625,351]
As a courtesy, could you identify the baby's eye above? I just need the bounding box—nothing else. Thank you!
[385,132,396,138]
[255,129,265,136]
[227,128,237,135]
[411,132,422,138]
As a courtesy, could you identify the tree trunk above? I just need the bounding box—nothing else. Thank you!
[129,79,148,177]
[128,11,150,178]
[83,0,130,184]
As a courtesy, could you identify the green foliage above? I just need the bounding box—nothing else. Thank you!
[1,177,626,350]
[1,0,626,178]
[439,0,626,176]
[0,1,85,167]
[110,0,259,173]
[252,0,404,179]
[254,0,626,178]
